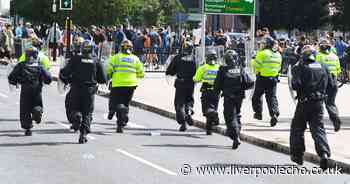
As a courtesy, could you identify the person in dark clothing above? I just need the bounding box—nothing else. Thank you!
[59,41,107,144]
[8,47,52,136]
[214,50,254,149]
[290,45,334,171]
[166,42,197,132]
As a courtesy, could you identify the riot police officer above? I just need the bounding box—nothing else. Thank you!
[193,49,220,135]
[252,36,282,127]
[8,47,52,136]
[290,46,333,170]
[214,50,254,149]
[59,41,107,144]
[106,40,144,133]
[316,39,342,132]
[166,42,197,132]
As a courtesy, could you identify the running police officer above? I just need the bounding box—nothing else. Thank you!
[316,39,342,132]
[8,47,52,136]
[214,50,254,149]
[106,40,144,133]
[252,36,282,127]
[193,49,220,135]
[290,46,334,170]
[59,41,107,144]
[166,41,197,132]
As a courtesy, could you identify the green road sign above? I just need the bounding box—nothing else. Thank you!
[204,0,255,15]
[60,0,72,10]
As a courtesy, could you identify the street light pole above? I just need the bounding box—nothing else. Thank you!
[52,0,57,61]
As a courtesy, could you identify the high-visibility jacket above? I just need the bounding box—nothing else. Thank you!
[18,52,51,71]
[193,63,220,85]
[106,53,144,87]
[316,52,340,77]
[254,49,282,77]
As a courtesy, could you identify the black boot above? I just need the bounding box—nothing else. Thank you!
[232,137,241,150]
[107,111,115,120]
[206,120,212,135]
[116,125,123,133]
[24,129,32,136]
[270,115,278,127]
[320,153,329,171]
[186,115,194,126]
[291,154,304,165]
[179,123,187,132]
[32,106,43,124]
[78,130,88,144]
[331,117,342,132]
[253,113,262,120]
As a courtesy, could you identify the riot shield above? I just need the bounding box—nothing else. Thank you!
[194,46,225,67]
[288,64,297,105]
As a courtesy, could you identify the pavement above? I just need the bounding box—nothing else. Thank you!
[0,77,349,183]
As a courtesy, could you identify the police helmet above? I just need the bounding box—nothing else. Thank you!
[319,39,331,52]
[182,41,194,56]
[206,49,217,64]
[120,40,133,54]
[25,47,39,64]
[224,50,239,67]
[262,36,275,49]
[81,40,95,59]
[301,45,317,63]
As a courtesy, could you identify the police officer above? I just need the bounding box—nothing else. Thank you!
[290,46,333,170]
[18,39,51,71]
[252,36,282,127]
[214,50,254,149]
[59,41,107,144]
[316,39,342,132]
[193,49,220,135]
[106,40,144,133]
[166,42,197,132]
[8,47,52,136]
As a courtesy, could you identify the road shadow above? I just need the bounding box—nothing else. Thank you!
[0,142,77,147]
[143,144,231,150]
[132,132,203,139]
[0,118,20,122]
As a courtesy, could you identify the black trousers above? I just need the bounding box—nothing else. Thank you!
[223,97,243,140]
[290,100,331,158]
[325,84,340,121]
[65,89,73,124]
[174,86,194,125]
[69,85,96,133]
[110,87,136,124]
[110,87,136,109]
[252,77,279,117]
[201,90,219,116]
[20,85,43,130]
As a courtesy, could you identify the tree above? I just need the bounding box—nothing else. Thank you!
[330,0,350,32]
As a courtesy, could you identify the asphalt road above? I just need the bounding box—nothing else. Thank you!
[0,78,349,184]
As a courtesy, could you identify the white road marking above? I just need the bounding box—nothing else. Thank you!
[82,153,95,160]
[0,92,8,98]
[116,149,177,176]
[103,113,147,129]
[55,121,96,140]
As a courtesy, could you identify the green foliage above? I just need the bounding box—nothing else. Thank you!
[259,0,330,31]
[12,0,183,26]
[330,0,350,31]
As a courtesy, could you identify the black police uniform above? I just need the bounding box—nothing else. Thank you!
[166,54,197,131]
[59,55,107,142]
[8,61,52,134]
[290,61,334,169]
[214,65,254,149]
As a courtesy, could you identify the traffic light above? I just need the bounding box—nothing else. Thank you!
[60,0,72,10]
